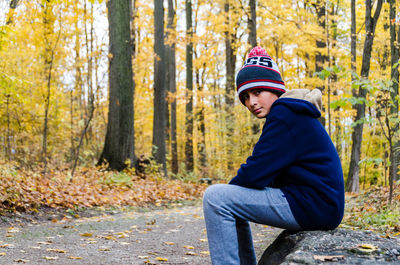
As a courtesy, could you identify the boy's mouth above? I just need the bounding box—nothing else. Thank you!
[253,108,262,114]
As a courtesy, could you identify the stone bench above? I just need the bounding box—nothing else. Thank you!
[258,229,400,264]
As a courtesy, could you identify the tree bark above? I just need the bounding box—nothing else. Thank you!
[313,0,327,92]
[185,0,194,172]
[195,59,207,175]
[98,0,135,171]
[247,0,260,135]
[42,2,61,177]
[389,0,399,182]
[166,0,178,175]
[152,0,167,175]
[350,0,356,79]
[224,1,237,171]
[248,0,257,48]
[346,0,383,192]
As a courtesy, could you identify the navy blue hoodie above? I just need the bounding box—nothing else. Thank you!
[229,90,345,230]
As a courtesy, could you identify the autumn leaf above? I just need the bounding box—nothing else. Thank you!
[0,243,15,248]
[0,252,5,256]
[47,248,67,253]
[314,255,345,261]
[43,256,58,260]
[164,242,175,245]
[184,251,198,256]
[13,259,29,263]
[68,256,82,260]
[155,257,168,261]
[184,245,194,249]
[356,243,378,252]
[98,247,111,251]
[7,227,20,233]
[358,244,378,250]
[80,232,93,237]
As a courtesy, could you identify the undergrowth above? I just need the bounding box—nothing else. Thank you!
[0,161,207,214]
[342,182,400,237]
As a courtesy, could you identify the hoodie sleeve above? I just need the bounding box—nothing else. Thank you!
[229,117,296,189]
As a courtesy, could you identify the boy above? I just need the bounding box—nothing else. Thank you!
[202,47,345,265]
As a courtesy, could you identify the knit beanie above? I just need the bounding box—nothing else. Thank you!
[236,46,286,104]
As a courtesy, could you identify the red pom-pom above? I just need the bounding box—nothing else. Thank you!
[248,46,268,58]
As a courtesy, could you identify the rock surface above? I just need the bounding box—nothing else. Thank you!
[258,228,400,265]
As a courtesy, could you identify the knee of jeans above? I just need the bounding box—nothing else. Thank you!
[203,184,225,206]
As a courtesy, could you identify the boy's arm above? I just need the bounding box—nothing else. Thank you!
[229,118,296,189]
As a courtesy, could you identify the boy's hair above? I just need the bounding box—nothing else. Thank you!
[236,46,286,104]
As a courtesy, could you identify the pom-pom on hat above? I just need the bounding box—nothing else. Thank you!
[236,46,286,104]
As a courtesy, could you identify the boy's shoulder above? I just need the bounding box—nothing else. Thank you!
[271,96,321,120]
[278,88,322,113]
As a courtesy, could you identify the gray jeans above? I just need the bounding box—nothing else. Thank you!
[203,184,301,265]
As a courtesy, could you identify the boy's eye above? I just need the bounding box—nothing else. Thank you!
[254,89,262,95]
[242,94,249,101]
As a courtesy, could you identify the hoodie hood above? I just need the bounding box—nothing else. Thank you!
[275,89,322,118]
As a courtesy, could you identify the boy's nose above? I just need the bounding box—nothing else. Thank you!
[249,94,258,106]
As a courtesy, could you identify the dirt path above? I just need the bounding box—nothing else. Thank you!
[0,203,282,265]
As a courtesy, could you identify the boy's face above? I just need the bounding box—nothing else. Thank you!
[242,89,279,118]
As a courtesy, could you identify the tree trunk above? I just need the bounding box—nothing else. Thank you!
[42,2,60,177]
[248,0,257,48]
[350,0,356,80]
[389,0,399,181]
[346,0,383,192]
[314,0,327,92]
[5,94,11,160]
[166,0,178,175]
[195,59,207,175]
[152,0,167,175]
[248,0,260,135]
[224,1,237,171]
[185,0,194,172]
[98,0,135,171]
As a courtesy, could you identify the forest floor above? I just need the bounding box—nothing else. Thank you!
[0,200,282,265]
[0,161,399,264]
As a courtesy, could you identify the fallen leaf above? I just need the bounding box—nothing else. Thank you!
[0,252,5,256]
[155,257,168,261]
[8,227,20,233]
[164,242,175,245]
[359,243,378,250]
[37,241,52,245]
[98,247,111,251]
[43,256,58,260]
[68,256,82,259]
[0,243,15,248]
[47,248,67,253]
[314,255,345,261]
[80,232,93,237]
[14,259,29,263]
[184,245,195,249]
[185,251,198,256]
[138,255,149,259]
[199,238,207,242]
[200,251,210,255]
